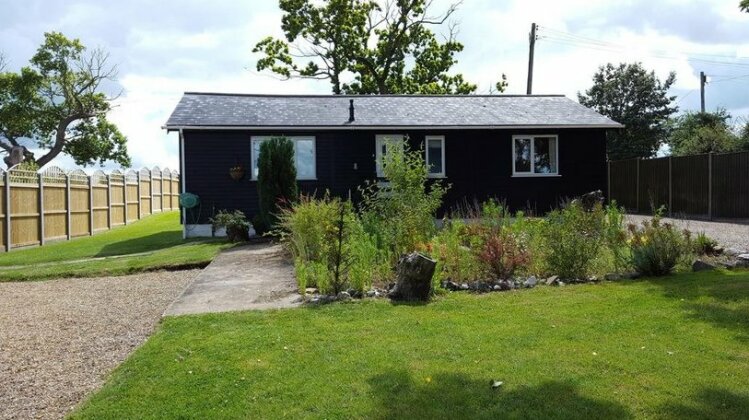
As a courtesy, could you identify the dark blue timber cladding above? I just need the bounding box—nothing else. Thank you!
[182,128,607,223]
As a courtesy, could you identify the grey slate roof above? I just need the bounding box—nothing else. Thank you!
[165,93,622,129]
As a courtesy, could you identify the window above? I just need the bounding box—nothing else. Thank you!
[425,135,445,178]
[512,135,559,176]
[251,136,316,180]
[375,134,404,177]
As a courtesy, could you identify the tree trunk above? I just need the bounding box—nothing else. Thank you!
[389,252,436,302]
[4,146,26,167]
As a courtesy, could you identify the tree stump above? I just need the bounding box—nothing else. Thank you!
[389,252,436,301]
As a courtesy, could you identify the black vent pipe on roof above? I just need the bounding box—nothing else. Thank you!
[349,99,355,122]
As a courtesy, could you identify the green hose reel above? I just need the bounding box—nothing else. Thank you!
[179,192,200,209]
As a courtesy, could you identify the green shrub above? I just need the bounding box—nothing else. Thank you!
[628,214,691,276]
[280,194,385,295]
[543,201,607,279]
[359,140,448,262]
[209,210,250,242]
[476,229,531,280]
[429,220,482,285]
[257,137,298,234]
[691,231,719,256]
[603,202,630,272]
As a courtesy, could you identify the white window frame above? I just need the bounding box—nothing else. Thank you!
[251,136,317,180]
[375,134,404,177]
[425,135,446,178]
[511,134,560,177]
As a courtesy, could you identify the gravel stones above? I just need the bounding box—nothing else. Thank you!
[0,270,198,420]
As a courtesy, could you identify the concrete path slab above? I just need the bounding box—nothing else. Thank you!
[164,243,302,316]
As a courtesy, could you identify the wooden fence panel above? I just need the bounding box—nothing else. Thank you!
[671,154,709,217]
[139,168,152,217]
[162,168,171,210]
[9,167,41,247]
[125,170,139,222]
[41,166,68,241]
[638,157,669,213]
[69,170,91,237]
[610,151,749,219]
[609,159,638,211]
[152,167,162,213]
[110,170,126,226]
[712,151,749,218]
[43,185,67,241]
[171,175,180,209]
[91,171,109,232]
[2,164,177,251]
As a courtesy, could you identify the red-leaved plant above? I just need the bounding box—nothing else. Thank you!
[477,229,531,280]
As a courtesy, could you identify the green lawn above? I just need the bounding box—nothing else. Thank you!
[72,270,749,419]
[0,211,231,281]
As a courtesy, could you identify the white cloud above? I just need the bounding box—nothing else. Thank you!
[3,0,749,169]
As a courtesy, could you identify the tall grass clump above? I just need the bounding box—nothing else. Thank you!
[279,194,385,295]
[628,210,691,276]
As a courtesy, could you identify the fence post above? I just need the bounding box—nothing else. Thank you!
[137,171,142,220]
[708,152,713,220]
[107,174,112,230]
[39,173,45,246]
[4,171,11,252]
[635,158,640,213]
[66,173,72,240]
[668,156,673,218]
[89,175,94,235]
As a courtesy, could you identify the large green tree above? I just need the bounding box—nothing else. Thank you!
[578,63,677,160]
[668,110,748,156]
[741,0,749,12]
[0,32,130,168]
[253,0,487,94]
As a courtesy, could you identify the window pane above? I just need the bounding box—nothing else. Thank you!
[296,139,315,179]
[427,139,443,174]
[514,138,531,172]
[252,140,264,179]
[376,135,404,177]
[533,137,557,174]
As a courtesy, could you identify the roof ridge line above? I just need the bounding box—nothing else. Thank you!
[182,92,567,98]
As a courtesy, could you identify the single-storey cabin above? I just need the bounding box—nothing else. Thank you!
[165,93,622,237]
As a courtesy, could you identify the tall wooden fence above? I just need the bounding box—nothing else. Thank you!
[608,151,749,219]
[0,165,180,251]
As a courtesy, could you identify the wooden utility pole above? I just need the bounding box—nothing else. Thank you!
[527,23,537,95]
[700,71,707,112]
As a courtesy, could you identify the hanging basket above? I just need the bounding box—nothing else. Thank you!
[229,166,245,180]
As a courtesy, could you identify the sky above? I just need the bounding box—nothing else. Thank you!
[1,0,748,171]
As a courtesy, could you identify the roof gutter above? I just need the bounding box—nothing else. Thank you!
[163,124,624,132]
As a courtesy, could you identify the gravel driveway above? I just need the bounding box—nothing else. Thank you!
[0,270,199,420]
[626,215,749,253]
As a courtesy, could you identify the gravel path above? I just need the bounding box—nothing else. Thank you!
[0,270,199,420]
[626,215,749,253]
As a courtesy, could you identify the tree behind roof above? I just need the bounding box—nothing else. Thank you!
[578,63,677,160]
[252,0,503,94]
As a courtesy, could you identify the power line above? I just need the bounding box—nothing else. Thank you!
[710,74,749,83]
[537,26,749,69]
[539,25,749,62]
